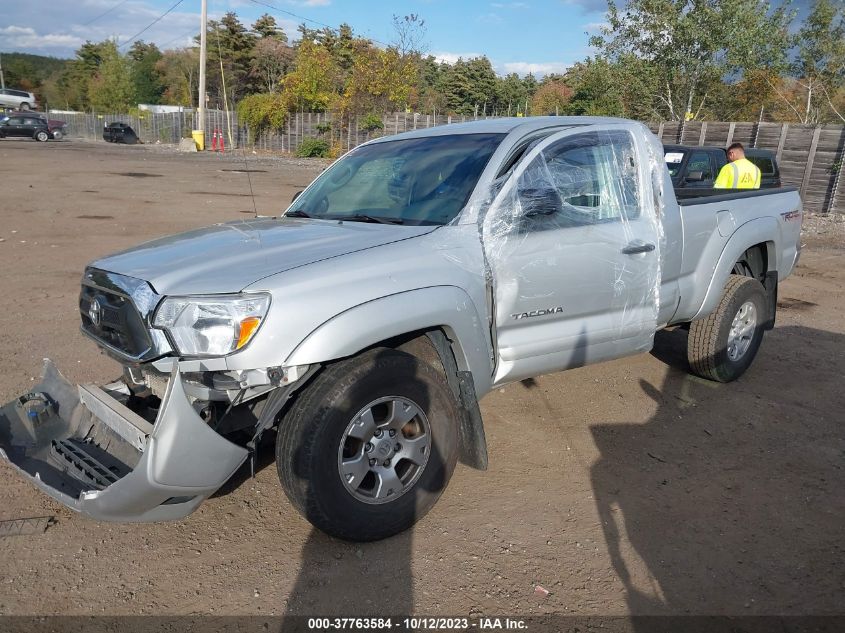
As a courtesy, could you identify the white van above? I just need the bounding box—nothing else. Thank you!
[0,88,38,110]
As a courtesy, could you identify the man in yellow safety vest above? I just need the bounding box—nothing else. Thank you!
[714,142,761,189]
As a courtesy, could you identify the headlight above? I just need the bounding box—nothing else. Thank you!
[152,293,271,357]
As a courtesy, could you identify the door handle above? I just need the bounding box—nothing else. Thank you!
[621,242,656,255]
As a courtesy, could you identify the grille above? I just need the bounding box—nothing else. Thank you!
[79,284,153,359]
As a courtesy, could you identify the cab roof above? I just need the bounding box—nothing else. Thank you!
[369,115,633,143]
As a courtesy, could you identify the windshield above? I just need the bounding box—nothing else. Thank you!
[288,133,505,225]
[664,149,687,177]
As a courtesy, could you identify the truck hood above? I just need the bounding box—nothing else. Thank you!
[90,218,438,295]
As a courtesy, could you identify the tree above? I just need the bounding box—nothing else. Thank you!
[128,41,164,104]
[497,72,530,115]
[781,0,845,122]
[392,13,428,57]
[156,47,199,106]
[87,41,134,111]
[592,0,793,120]
[204,12,257,106]
[342,42,417,115]
[442,56,498,115]
[251,38,293,92]
[531,80,573,115]
[252,13,287,42]
[282,39,339,111]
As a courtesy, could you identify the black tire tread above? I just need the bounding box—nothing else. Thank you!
[688,275,764,382]
[276,347,459,541]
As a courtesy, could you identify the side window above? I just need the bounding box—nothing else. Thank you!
[8,117,22,125]
[748,156,774,176]
[687,151,713,179]
[515,130,640,229]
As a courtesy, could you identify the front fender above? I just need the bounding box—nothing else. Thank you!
[285,286,494,396]
[691,216,778,321]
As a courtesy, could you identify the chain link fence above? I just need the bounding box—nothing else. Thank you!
[50,108,845,214]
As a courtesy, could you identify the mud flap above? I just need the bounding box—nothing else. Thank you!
[0,360,249,523]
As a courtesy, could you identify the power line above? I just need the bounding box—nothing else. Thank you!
[119,0,186,49]
[159,27,196,49]
[83,0,131,26]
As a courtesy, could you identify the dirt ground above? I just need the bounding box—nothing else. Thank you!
[0,139,843,620]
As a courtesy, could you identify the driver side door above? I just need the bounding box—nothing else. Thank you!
[483,126,661,385]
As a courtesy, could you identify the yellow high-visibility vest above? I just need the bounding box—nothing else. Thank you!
[714,157,761,189]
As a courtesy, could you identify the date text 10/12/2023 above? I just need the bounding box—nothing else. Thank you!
[306,617,528,630]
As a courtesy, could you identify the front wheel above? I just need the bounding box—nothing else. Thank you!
[276,348,459,541]
[687,274,768,382]
[51,129,63,140]
[35,130,49,142]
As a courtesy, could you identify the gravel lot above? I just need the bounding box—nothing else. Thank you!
[0,139,843,620]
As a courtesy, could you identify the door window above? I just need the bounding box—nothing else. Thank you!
[511,130,640,231]
[687,151,713,179]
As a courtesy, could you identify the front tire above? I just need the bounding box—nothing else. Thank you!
[35,130,49,142]
[687,275,768,382]
[276,348,460,541]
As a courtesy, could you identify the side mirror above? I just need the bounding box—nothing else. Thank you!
[519,187,562,216]
[291,190,303,202]
[686,170,705,182]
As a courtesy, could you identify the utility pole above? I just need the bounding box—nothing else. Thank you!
[197,0,207,138]
[0,52,5,90]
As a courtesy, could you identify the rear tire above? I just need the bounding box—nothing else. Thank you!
[687,274,768,382]
[276,348,460,541]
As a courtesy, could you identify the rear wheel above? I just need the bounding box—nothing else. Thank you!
[51,129,63,140]
[276,348,459,541]
[687,274,768,382]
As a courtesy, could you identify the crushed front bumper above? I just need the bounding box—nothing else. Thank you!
[0,360,248,522]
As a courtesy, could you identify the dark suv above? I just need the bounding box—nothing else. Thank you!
[0,114,52,141]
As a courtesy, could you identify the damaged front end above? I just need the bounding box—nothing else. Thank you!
[0,360,250,522]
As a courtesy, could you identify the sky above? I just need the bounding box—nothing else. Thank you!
[0,0,611,77]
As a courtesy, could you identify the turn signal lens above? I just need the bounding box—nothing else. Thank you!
[236,316,262,350]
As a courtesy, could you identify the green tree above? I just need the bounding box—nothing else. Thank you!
[252,13,288,42]
[282,39,339,111]
[156,47,199,106]
[443,56,498,115]
[205,12,257,106]
[87,41,134,111]
[592,0,793,120]
[128,41,164,104]
[784,0,845,122]
[497,72,529,115]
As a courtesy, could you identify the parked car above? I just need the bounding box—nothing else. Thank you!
[0,117,803,542]
[665,144,782,198]
[0,114,52,141]
[0,88,37,110]
[103,122,139,144]
[2,111,67,139]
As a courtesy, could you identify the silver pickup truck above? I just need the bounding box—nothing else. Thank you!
[0,117,802,541]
